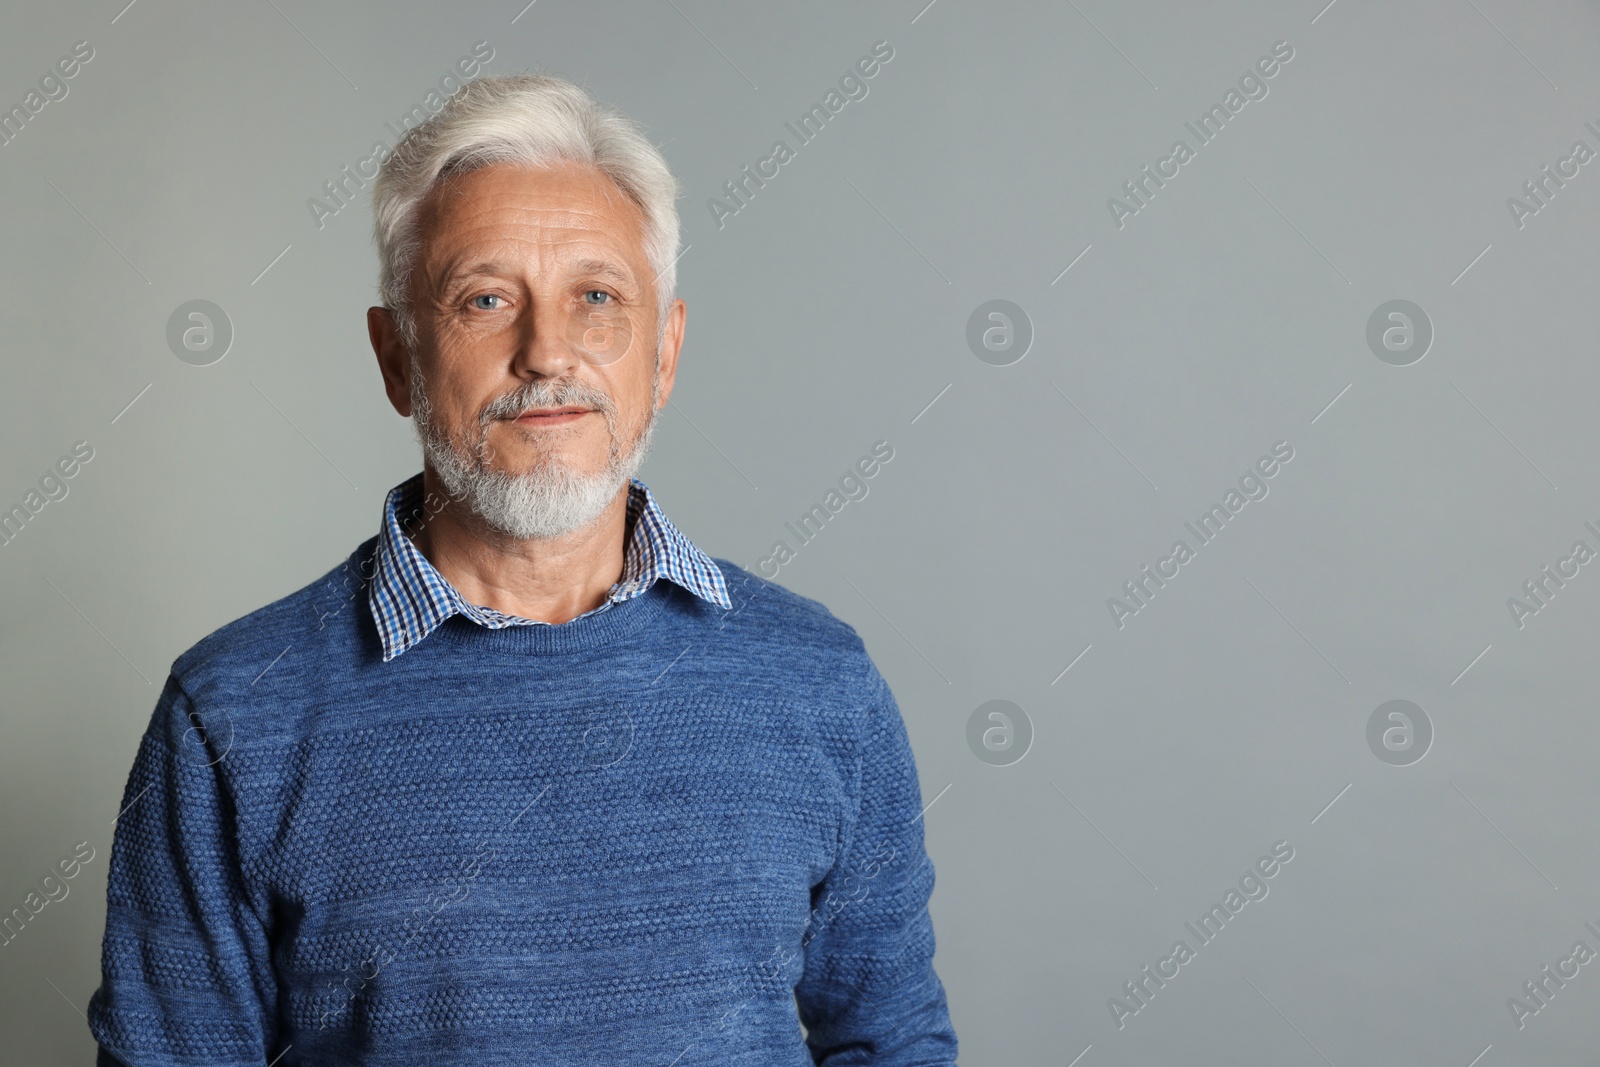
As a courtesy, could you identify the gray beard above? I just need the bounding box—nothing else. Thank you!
[411,359,659,541]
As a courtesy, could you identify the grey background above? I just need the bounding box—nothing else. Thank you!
[2,0,1597,1062]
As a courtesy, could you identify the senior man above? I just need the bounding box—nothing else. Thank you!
[87,73,957,1065]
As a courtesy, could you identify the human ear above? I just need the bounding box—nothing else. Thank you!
[368,306,415,418]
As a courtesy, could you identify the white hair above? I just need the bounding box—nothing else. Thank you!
[371,72,681,352]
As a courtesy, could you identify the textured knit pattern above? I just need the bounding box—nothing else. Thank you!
[369,473,731,661]
[87,481,958,1066]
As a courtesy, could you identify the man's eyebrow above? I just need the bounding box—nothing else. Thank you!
[440,258,638,288]
[440,262,511,288]
[571,258,637,287]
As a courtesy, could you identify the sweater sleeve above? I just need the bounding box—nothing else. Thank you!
[794,659,958,1065]
[87,676,282,1066]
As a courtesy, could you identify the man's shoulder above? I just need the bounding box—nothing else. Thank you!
[706,556,874,666]
[169,537,380,698]
[704,559,900,747]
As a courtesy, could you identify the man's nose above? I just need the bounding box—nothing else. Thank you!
[511,300,583,379]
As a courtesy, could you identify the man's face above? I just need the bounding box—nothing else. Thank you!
[374,160,684,529]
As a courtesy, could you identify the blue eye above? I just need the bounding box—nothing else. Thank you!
[471,294,503,310]
[583,290,612,305]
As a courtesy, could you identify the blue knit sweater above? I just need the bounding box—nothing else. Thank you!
[87,540,958,1065]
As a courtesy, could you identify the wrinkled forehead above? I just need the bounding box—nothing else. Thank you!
[415,160,650,270]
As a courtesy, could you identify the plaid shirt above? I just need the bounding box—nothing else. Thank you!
[368,472,731,661]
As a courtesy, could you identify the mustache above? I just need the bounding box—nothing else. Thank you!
[479,377,616,424]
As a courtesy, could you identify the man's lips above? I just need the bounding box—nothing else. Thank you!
[510,407,593,425]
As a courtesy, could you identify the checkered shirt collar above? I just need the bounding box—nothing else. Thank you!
[367,472,730,661]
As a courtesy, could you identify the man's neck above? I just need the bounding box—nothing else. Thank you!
[408,468,632,624]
